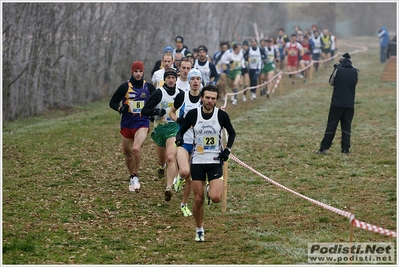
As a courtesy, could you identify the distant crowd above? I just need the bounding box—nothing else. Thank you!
[150,24,338,105]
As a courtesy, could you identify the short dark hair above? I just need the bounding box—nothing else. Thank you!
[180,57,192,66]
[201,84,219,99]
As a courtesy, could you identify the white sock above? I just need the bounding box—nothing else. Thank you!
[196,227,204,233]
[181,203,187,208]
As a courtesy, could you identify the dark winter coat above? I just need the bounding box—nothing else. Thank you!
[328,58,359,108]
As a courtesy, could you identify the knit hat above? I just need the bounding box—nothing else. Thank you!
[175,36,184,43]
[341,53,351,59]
[188,68,202,82]
[164,46,173,53]
[339,52,351,62]
[131,61,144,72]
[242,40,249,46]
[163,68,177,80]
[198,45,208,53]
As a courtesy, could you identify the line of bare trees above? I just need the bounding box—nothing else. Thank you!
[2,2,288,121]
[2,3,395,121]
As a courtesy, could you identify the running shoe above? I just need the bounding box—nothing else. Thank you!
[173,174,186,193]
[165,187,173,201]
[251,93,257,100]
[181,205,192,217]
[232,99,237,106]
[128,175,140,192]
[132,176,140,192]
[242,95,246,102]
[195,231,205,242]
[158,164,166,178]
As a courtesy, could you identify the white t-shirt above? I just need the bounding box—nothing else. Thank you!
[176,77,190,92]
[217,49,233,74]
[152,69,165,89]
[225,52,245,69]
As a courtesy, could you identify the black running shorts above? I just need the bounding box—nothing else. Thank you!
[191,164,223,182]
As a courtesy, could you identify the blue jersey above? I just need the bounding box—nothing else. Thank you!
[121,80,151,129]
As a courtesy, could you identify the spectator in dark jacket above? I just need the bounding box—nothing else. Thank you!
[316,53,359,154]
[378,26,390,63]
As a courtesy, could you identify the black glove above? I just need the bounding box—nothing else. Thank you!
[176,117,185,125]
[119,104,130,114]
[175,138,184,147]
[149,116,155,122]
[218,148,230,161]
[155,108,166,117]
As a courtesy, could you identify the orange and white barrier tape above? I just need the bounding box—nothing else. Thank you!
[229,153,396,238]
[352,219,396,237]
[270,72,283,95]
[220,42,396,237]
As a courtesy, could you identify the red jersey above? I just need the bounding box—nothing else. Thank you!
[301,42,311,61]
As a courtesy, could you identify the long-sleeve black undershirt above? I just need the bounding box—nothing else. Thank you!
[109,77,155,111]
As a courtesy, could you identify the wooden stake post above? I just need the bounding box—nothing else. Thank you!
[222,160,228,213]
[349,207,355,242]
[348,207,355,264]
[221,120,232,213]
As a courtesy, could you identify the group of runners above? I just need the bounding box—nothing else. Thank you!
[109,59,235,242]
[109,24,338,242]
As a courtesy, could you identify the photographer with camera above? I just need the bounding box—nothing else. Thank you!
[316,53,359,154]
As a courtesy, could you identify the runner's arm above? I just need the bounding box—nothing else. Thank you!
[175,108,197,141]
[209,63,219,84]
[169,91,184,122]
[141,89,163,116]
[109,83,128,112]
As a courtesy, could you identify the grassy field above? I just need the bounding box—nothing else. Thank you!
[2,37,396,264]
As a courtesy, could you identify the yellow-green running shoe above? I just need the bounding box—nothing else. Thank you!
[180,205,192,217]
[195,231,204,242]
[173,174,186,193]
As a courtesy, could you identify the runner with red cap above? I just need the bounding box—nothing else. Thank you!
[109,60,156,192]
